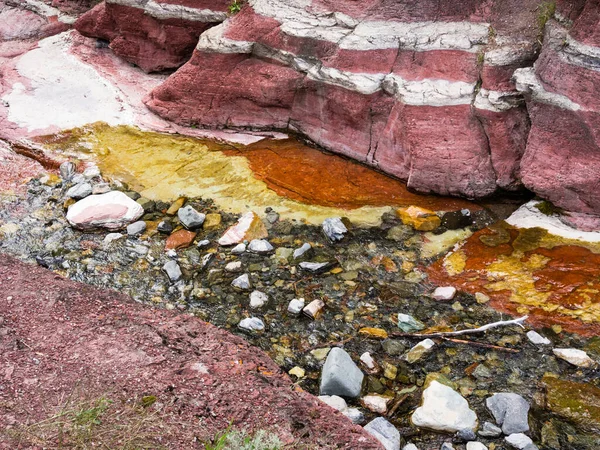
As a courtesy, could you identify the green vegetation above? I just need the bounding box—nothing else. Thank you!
[535,200,563,216]
[5,394,168,449]
[204,423,282,450]
[228,0,245,14]
[537,1,557,40]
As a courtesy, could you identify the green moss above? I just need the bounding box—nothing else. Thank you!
[228,0,245,14]
[534,200,563,216]
[544,376,600,434]
[538,1,557,39]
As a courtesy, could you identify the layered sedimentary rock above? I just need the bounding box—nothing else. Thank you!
[515,0,600,228]
[75,0,230,72]
[145,0,540,199]
[75,0,600,219]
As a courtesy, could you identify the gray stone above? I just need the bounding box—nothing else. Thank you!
[178,205,206,229]
[157,220,173,234]
[231,243,246,254]
[526,330,551,345]
[238,317,265,332]
[466,443,487,450]
[402,445,418,450]
[364,417,401,450]
[231,274,251,290]
[486,393,530,435]
[293,242,312,259]
[299,261,331,273]
[59,161,76,181]
[478,421,502,438]
[66,182,92,199]
[505,433,534,449]
[397,313,425,332]
[381,340,405,356]
[323,217,348,242]
[320,347,364,398]
[197,239,210,248]
[248,239,274,254]
[71,173,85,184]
[343,408,364,424]
[162,260,182,282]
[126,220,146,236]
[456,428,477,441]
[440,443,455,450]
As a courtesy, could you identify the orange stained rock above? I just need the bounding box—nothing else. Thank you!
[397,206,441,231]
[427,223,600,336]
[359,327,389,339]
[226,139,480,211]
[165,229,197,250]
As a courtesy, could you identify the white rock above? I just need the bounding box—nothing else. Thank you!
[402,444,418,450]
[218,211,265,246]
[553,348,596,368]
[178,205,206,229]
[83,165,101,179]
[411,381,478,432]
[360,352,376,370]
[318,395,347,412]
[197,239,211,248]
[231,274,251,290]
[432,286,457,301]
[303,299,325,319]
[526,330,551,345]
[248,239,274,254]
[299,261,330,272]
[103,232,124,245]
[323,217,348,241]
[293,242,312,259]
[361,395,392,414]
[405,338,435,363]
[466,443,488,450]
[505,433,533,449]
[364,417,401,450]
[225,261,243,272]
[66,191,144,230]
[162,260,182,282]
[238,317,264,332]
[287,298,305,314]
[231,243,246,254]
[250,290,268,308]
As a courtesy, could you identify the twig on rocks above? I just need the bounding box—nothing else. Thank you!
[390,316,528,339]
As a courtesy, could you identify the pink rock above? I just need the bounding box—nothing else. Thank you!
[66,191,144,230]
[218,212,268,246]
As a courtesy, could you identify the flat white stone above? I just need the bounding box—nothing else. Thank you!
[466,443,488,450]
[225,261,243,273]
[231,274,251,290]
[231,243,246,254]
[318,395,347,412]
[403,445,419,450]
[248,239,274,254]
[360,352,376,370]
[361,395,392,414]
[505,433,533,449]
[412,381,478,432]
[432,286,457,301]
[66,191,144,230]
[553,348,596,368]
[287,298,305,314]
[526,330,551,346]
[249,290,268,308]
[238,317,265,332]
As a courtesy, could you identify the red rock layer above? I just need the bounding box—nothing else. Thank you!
[75,1,229,72]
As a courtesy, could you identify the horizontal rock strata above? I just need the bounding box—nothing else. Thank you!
[75,0,230,72]
[76,0,600,218]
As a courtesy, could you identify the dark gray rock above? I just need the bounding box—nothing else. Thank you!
[157,220,173,234]
[456,428,477,442]
[478,421,502,438]
[178,205,206,230]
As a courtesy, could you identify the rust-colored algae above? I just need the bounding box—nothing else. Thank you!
[428,223,600,336]
[222,138,478,211]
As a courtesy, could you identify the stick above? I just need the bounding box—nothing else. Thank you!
[391,315,528,338]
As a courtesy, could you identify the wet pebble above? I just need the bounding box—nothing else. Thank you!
[232,274,251,290]
[238,317,265,332]
[162,260,182,282]
[248,239,273,254]
[249,290,268,308]
[126,221,146,236]
[231,243,246,254]
[287,298,305,314]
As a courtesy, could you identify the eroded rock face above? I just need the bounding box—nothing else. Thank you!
[74,0,230,72]
[144,0,541,200]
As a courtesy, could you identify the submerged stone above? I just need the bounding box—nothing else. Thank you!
[218,212,267,246]
[364,417,401,450]
[238,317,265,332]
[412,381,478,433]
[320,347,364,398]
[397,313,425,332]
[397,206,440,231]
